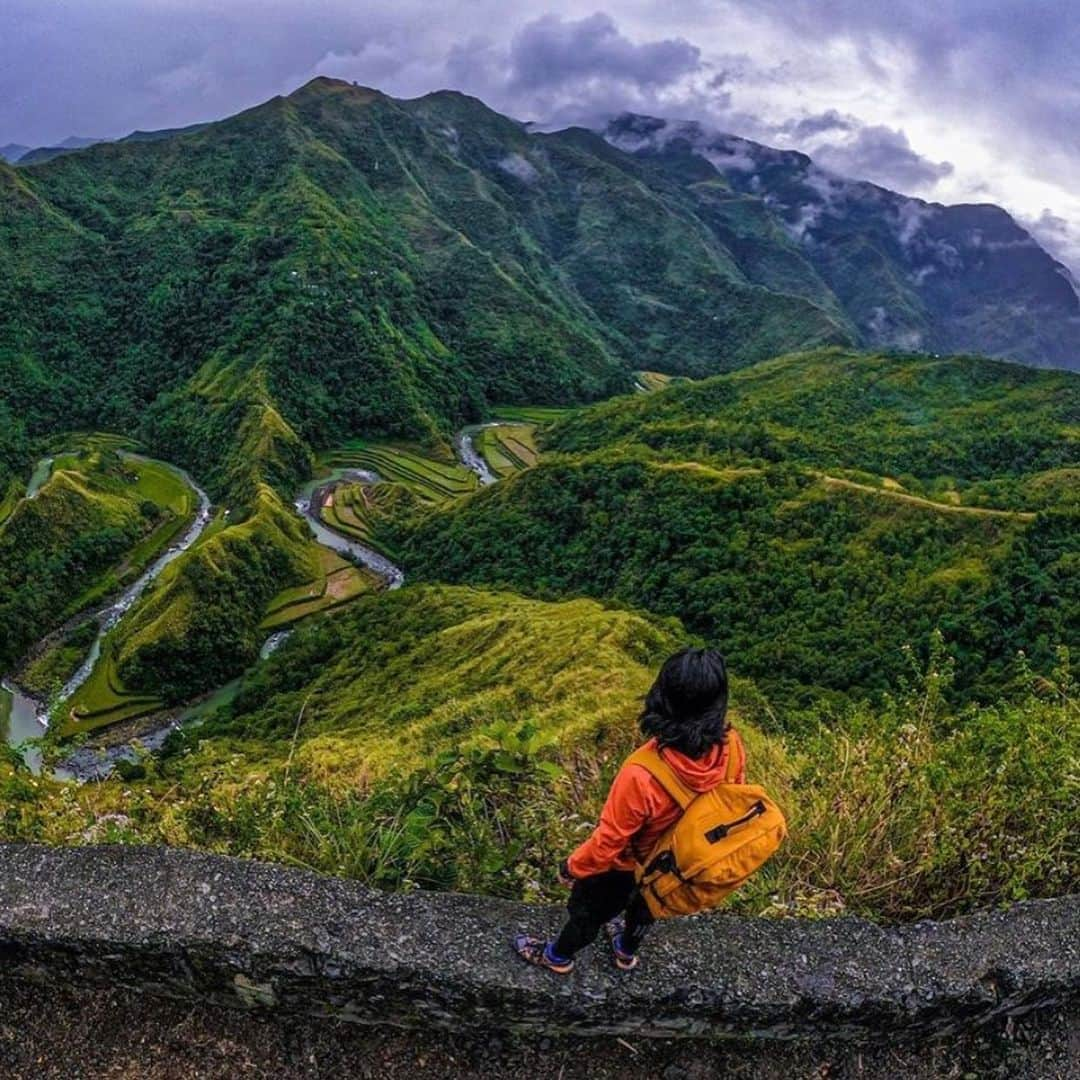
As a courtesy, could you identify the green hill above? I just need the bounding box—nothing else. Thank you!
[0,447,199,673]
[545,348,1080,506]
[375,351,1078,703]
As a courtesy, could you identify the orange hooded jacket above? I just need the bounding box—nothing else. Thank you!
[566,729,746,879]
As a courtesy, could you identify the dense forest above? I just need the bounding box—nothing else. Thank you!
[372,349,1077,705]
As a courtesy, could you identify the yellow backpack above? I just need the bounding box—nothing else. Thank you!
[630,736,787,919]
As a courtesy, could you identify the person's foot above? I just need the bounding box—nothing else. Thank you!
[513,935,574,974]
[603,917,640,971]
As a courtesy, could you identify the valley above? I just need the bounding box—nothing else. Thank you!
[0,347,1074,923]
[0,417,535,778]
[0,77,1076,929]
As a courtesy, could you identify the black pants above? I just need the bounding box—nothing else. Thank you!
[553,869,654,959]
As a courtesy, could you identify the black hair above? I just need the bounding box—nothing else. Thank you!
[639,647,729,758]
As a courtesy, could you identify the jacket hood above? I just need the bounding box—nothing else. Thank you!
[652,737,732,792]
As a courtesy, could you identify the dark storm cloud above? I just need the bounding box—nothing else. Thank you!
[507,13,701,90]
[783,110,856,140]
[443,13,716,132]
[812,125,954,190]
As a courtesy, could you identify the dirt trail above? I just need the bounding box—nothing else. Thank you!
[818,474,1036,519]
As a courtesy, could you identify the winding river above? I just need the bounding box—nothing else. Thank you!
[2,426,507,780]
[1,453,213,778]
[295,468,405,589]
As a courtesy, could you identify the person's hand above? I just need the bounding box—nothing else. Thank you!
[557,859,575,888]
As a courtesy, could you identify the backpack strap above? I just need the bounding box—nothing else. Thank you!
[724,728,746,784]
[627,745,697,811]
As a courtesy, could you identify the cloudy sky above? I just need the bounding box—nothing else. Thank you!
[3,1,1078,272]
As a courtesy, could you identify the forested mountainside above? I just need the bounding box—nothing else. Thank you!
[605,115,1080,371]
[376,349,1079,705]
[1,78,1076,923]
[2,77,1076,510]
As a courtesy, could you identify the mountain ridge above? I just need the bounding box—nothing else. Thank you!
[603,111,1079,370]
[1,76,1076,513]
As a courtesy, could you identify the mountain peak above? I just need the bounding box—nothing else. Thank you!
[289,76,384,102]
[0,142,30,163]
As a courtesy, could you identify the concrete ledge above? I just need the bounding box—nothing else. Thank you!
[0,844,1076,1040]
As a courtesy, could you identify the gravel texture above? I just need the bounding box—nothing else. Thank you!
[0,977,1076,1079]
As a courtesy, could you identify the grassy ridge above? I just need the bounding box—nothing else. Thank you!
[0,449,196,674]
[108,485,314,704]
[63,455,198,615]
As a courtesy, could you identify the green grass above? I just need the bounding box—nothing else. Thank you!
[166,584,686,797]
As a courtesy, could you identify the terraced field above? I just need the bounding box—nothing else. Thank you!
[491,405,576,425]
[322,443,478,503]
[261,545,379,631]
[634,370,676,393]
[473,424,540,478]
[315,482,410,553]
[63,640,162,736]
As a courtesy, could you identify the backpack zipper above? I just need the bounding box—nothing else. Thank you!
[704,800,765,843]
